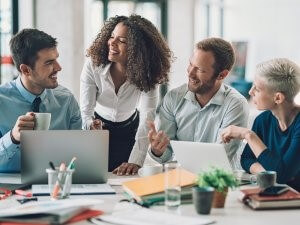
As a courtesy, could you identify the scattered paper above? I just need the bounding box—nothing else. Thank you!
[92,202,215,225]
[32,184,116,195]
[0,199,103,217]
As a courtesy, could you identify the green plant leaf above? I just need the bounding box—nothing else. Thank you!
[196,167,238,192]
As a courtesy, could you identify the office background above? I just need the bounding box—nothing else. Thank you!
[1,0,300,102]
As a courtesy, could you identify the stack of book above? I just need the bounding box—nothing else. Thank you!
[239,187,300,210]
[0,199,102,224]
[122,168,197,206]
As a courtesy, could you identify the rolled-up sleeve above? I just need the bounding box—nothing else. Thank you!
[148,91,177,164]
[80,60,98,130]
[128,88,158,166]
[241,143,257,173]
[0,131,20,170]
[68,95,82,130]
[241,118,260,172]
[256,126,300,183]
[218,96,249,168]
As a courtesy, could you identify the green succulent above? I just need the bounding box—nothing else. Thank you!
[196,167,238,193]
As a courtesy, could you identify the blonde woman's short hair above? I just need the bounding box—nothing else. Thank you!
[256,58,300,102]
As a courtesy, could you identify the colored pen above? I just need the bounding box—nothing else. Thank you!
[15,189,32,197]
[49,161,56,170]
[49,161,63,189]
[61,157,76,197]
[49,161,64,189]
[52,162,66,199]
[67,157,77,170]
[17,197,38,204]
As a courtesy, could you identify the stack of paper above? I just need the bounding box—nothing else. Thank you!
[91,202,214,225]
[0,199,103,224]
[32,184,116,196]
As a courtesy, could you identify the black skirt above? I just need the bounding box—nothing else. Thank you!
[94,110,139,171]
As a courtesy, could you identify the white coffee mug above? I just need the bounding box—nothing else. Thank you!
[34,113,51,130]
[138,165,163,177]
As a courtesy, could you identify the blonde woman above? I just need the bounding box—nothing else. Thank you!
[221,58,300,191]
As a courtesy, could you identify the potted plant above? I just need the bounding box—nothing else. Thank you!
[196,167,238,208]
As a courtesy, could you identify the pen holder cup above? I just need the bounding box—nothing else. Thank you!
[46,168,74,199]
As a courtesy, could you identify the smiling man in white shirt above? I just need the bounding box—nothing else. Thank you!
[148,38,249,168]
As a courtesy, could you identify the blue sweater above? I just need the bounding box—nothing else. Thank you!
[241,110,300,190]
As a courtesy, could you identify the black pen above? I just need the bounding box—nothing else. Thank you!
[49,161,64,190]
[49,161,56,170]
[17,197,38,204]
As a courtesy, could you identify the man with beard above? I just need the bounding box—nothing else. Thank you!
[0,29,82,172]
[148,37,249,168]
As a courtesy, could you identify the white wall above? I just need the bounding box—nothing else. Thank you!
[168,0,195,89]
[18,0,34,29]
[19,0,85,101]
[224,0,300,81]
[18,0,300,95]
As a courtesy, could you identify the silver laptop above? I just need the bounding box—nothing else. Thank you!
[21,130,109,184]
[170,141,232,173]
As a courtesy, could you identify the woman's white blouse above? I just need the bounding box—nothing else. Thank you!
[80,59,158,165]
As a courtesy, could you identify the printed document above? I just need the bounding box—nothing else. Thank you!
[32,184,116,195]
[91,202,215,225]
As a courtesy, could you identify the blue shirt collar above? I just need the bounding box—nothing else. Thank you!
[184,83,226,106]
[16,76,47,104]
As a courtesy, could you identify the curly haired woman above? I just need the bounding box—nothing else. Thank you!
[80,15,172,175]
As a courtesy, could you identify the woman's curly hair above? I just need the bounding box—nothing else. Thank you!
[87,14,173,92]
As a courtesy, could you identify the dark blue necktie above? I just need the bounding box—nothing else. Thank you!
[32,97,41,112]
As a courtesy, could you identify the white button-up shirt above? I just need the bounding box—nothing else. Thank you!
[80,59,158,165]
[149,83,249,169]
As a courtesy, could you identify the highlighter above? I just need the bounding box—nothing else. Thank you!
[51,162,66,199]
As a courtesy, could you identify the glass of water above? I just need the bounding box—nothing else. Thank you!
[164,162,181,209]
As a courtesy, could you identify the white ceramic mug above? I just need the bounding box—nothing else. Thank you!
[138,165,163,177]
[34,113,51,130]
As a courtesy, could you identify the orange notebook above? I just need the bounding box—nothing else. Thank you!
[122,168,197,202]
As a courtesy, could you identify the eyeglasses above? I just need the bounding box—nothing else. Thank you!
[0,188,12,200]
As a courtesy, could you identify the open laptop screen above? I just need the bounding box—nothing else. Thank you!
[170,141,232,173]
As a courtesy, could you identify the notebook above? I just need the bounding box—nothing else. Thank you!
[239,187,300,209]
[122,168,196,202]
[0,199,102,224]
